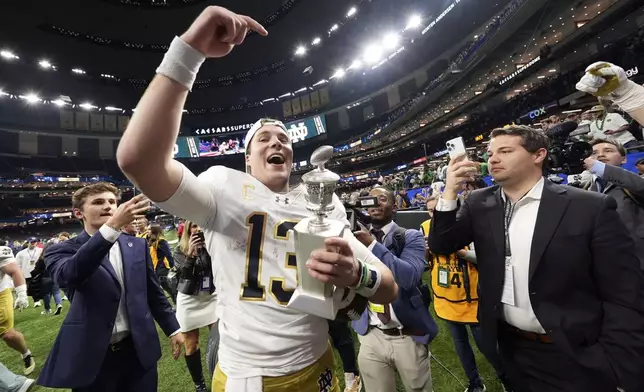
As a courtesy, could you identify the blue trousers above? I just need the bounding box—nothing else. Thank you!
[0,362,29,392]
[42,285,62,312]
[446,321,505,386]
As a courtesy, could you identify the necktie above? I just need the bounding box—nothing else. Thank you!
[369,228,391,324]
[371,229,385,244]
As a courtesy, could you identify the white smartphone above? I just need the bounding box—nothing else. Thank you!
[446,136,467,159]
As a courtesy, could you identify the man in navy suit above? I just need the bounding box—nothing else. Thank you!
[352,187,438,392]
[38,183,184,392]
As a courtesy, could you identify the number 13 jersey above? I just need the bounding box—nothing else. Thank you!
[157,165,353,378]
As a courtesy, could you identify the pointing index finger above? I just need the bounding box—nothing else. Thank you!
[241,15,267,36]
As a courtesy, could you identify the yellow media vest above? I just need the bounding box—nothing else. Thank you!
[149,238,171,271]
[421,219,480,323]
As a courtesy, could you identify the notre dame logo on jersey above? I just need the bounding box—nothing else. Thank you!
[317,367,333,392]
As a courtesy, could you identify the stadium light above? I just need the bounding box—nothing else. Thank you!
[348,60,362,70]
[362,44,383,64]
[331,69,346,79]
[0,89,8,97]
[382,33,400,49]
[278,92,292,99]
[72,68,86,74]
[0,50,19,60]
[347,7,357,17]
[312,37,321,45]
[294,87,308,94]
[406,14,422,29]
[294,46,307,56]
[329,24,339,33]
[105,106,123,111]
[20,93,41,104]
[101,73,116,79]
[312,79,328,87]
[51,99,67,107]
[39,60,53,69]
[79,102,97,110]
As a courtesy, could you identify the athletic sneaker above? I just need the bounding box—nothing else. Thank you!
[344,372,362,392]
[465,382,486,392]
[33,301,41,308]
[40,310,51,315]
[195,382,208,392]
[23,355,35,375]
[17,378,35,392]
[54,304,63,315]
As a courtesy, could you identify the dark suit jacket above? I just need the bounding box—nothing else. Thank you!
[428,179,644,392]
[590,164,644,268]
[37,230,179,389]
[352,223,438,345]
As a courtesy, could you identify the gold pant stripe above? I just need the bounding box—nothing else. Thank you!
[212,346,340,392]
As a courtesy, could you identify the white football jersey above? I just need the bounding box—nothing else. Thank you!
[157,165,382,378]
[0,246,16,291]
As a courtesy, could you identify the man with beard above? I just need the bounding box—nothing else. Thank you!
[352,187,436,392]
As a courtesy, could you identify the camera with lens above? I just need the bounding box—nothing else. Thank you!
[342,195,378,231]
[546,121,593,175]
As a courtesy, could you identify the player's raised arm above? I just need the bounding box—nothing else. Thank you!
[576,62,644,126]
[116,6,267,205]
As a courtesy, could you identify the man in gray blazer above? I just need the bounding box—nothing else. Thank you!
[585,139,644,267]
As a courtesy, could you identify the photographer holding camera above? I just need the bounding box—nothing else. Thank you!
[351,187,437,392]
[584,139,644,267]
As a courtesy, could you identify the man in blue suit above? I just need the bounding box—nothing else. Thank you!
[38,183,184,392]
[352,187,438,392]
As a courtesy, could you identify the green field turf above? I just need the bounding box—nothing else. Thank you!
[1,272,504,392]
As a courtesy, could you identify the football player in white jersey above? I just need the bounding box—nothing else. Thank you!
[116,6,398,392]
[0,246,36,375]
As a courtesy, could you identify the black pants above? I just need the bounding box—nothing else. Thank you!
[328,320,358,375]
[498,328,617,392]
[156,268,177,305]
[73,337,157,392]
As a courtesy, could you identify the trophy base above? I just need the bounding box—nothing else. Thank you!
[288,288,339,320]
[286,218,346,319]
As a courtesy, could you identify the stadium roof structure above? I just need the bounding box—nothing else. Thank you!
[0,0,510,124]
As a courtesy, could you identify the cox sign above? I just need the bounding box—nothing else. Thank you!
[528,107,547,119]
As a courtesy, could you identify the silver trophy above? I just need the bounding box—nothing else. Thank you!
[287,145,346,319]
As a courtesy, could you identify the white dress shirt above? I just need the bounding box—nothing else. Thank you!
[366,221,403,329]
[436,178,546,333]
[15,247,42,278]
[99,225,132,343]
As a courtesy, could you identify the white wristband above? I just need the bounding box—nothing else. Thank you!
[611,80,644,113]
[156,36,206,91]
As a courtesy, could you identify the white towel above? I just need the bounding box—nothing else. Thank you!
[225,375,263,392]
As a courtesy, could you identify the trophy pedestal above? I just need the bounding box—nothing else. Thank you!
[287,218,346,319]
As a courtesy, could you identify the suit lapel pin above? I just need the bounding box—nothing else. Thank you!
[127,242,133,248]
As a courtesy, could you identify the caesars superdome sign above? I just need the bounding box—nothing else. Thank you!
[193,123,254,135]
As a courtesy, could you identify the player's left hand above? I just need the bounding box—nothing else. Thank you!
[576,61,629,97]
[307,237,359,288]
[170,333,185,360]
[353,230,374,248]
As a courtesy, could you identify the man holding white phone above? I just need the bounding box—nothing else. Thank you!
[428,125,644,392]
